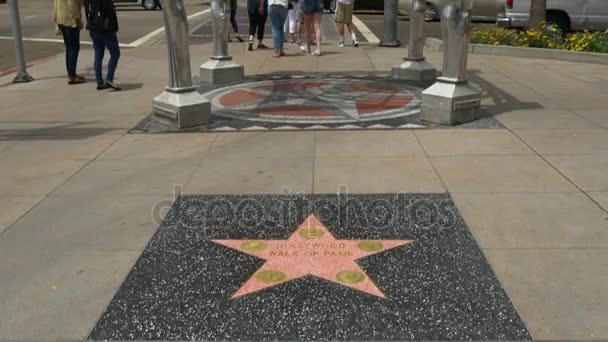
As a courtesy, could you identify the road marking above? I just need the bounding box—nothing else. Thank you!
[0,36,137,48]
[127,8,211,47]
[352,15,380,44]
[0,36,92,45]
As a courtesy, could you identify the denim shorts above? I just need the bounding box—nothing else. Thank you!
[303,0,323,15]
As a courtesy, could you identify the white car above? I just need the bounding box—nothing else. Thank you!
[497,0,608,32]
[399,0,505,21]
[112,0,162,11]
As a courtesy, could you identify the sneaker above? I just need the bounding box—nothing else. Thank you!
[96,83,109,90]
[353,40,359,47]
[312,50,321,56]
[338,41,345,47]
[105,81,121,91]
[258,43,269,49]
[300,44,309,53]
[248,41,253,51]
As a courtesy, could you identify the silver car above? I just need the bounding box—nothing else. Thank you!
[497,0,608,32]
[399,0,505,21]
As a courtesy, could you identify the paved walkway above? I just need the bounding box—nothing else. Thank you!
[0,35,607,341]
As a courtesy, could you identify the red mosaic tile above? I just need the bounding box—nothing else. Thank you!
[220,89,267,107]
[357,96,414,115]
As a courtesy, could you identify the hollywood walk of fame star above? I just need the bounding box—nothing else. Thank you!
[212,214,415,299]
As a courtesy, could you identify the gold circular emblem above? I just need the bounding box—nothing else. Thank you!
[336,271,366,284]
[255,270,287,284]
[240,241,267,252]
[298,228,325,239]
[357,241,384,252]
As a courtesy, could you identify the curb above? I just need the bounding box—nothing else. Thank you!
[424,37,608,65]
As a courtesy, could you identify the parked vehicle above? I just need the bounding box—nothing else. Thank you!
[399,0,505,21]
[497,0,608,32]
[112,0,161,11]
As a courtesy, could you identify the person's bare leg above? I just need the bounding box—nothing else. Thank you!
[305,15,313,52]
[347,22,358,46]
[314,13,322,54]
[296,21,302,44]
[347,23,354,35]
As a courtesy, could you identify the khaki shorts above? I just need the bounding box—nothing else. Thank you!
[334,2,353,24]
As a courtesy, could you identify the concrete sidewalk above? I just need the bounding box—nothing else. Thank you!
[0,39,607,341]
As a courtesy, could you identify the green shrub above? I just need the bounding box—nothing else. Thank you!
[470,25,608,53]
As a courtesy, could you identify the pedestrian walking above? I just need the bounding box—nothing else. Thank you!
[53,0,85,84]
[84,0,121,91]
[228,0,244,42]
[300,0,323,56]
[247,0,270,51]
[284,0,297,44]
[269,0,289,57]
[335,0,358,47]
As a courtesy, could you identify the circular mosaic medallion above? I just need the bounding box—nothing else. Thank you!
[204,76,421,125]
[336,270,366,284]
[255,270,288,284]
[357,241,384,252]
[298,228,325,239]
[240,241,267,252]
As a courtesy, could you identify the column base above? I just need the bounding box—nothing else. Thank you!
[421,81,481,126]
[152,90,211,129]
[379,40,401,47]
[199,58,244,85]
[392,59,436,82]
[12,71,34,83]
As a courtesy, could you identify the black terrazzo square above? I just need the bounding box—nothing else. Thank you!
[89,194,531,341]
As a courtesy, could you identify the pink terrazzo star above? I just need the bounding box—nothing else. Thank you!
[212,214,415,299]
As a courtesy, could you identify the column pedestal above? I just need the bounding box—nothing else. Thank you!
[392,57,436,82]
[421,79,481,126]
[153,88,211,128]
[200,57,244,85]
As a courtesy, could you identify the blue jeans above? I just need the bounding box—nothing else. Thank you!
[269,5,288,53]
[89,30,121,85]
[58,25,80,77]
